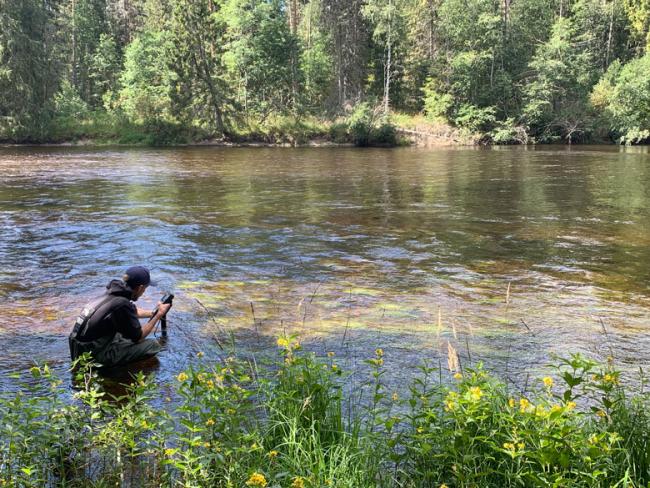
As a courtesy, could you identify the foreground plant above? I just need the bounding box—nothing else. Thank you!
[1,345,649,487]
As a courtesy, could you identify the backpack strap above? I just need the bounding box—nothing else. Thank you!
[71,295,127,339]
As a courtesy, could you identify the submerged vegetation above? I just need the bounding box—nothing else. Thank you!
[2,338,650,487]
[1,0,649,145]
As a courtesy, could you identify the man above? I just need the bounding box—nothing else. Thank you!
[69,266,171,368]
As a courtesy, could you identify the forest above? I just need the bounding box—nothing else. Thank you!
[0,0,649,145]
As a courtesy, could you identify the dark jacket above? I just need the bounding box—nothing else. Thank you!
[75,280,143,343]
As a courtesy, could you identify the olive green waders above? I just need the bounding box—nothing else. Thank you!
[70,332,161,368]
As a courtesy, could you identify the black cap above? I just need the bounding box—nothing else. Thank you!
[124,266,155,287]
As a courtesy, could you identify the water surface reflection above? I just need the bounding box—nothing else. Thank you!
[1,145,649,392]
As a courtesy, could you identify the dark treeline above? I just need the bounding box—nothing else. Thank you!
[0,0,648,144]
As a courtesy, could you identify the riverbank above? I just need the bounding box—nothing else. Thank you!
[0,111,481,148]
[2,342,649,487]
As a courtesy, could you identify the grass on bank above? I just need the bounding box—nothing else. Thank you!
[4,104,416,147]
[2,336,650,487]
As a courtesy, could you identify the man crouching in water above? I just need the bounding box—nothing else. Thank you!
[69,266,171,368]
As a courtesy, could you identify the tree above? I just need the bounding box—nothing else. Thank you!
[0,0,64,140]
[522,17,593,142]
[89,33,121,109]
[169,0,231,133]
[591,53,650,143]
[66,0,109,105]
[623,0,650,53]
[222,0,300,118]
[298,0,334,112]
[363,0,406,114]
[320,0,369,109]
[117,31,176,123]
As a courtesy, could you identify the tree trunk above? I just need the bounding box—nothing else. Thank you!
[383,0,393,115]
[288,0,299,35]
[605,0,614,69]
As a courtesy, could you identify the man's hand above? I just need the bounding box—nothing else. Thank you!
[155,302,172,318]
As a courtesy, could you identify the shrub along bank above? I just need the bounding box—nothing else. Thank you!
[7,108,404,148]
[1,339,648,487]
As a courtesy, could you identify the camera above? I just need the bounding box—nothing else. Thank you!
[153,293,174,330]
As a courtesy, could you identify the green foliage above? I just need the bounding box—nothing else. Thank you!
[229,115,329,145]
[422,79,453,121]
[89,33,122,109]
[222,0,300,118]
[0,0,62,141]
[69,0,110,105]
[117,31,176,124]
[591,52,650,143]
[2,348,650,486]
[2,0,650,144]
[623,0,650,53]
[348,103,375,146]
[54,80,90,119]
[453,104,497,132]
[169,0,231,134]
[299,29,334,113]
[522,17,594,142]
[490,117,530,144]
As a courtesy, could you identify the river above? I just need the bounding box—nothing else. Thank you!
[1,145,649,392]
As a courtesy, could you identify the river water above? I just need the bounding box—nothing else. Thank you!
[1,145,649,392]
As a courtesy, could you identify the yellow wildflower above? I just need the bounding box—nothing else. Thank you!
[508,398,515,408]
[392,392,399,401]
[245,472,268,487]
[453,372,463,380]
[196,351,204,358]
[517,442,525,450]
[543,376,553,388]
[519,398,531,412]
[176,372,188,382]
[608,432,622,443]
[551,404,562,413]
[566,401,577,410]
[327,351,335,357]
[589,434,599,444]
[203,442,210,448]
[277,337,290,348]
[417,427,424,434]
[206,380,215,389]
[291,477,306,488]
[440,485,449,488]
[444,391,458,411]
[332,364,338,371]
[206,418,215,426]
[603,373,618,384]
[375,348,384,357]
[469,386,483,401]
[596,409,607,418]
[164,448,176,456]
[503,442,515,451]
[268,450,279,458]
